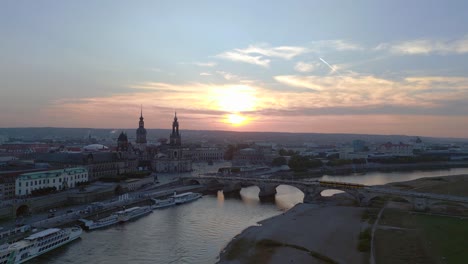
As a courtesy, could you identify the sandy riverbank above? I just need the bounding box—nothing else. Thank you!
[218,202,366,264]
[218,174,468,263]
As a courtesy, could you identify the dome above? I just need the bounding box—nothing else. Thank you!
[118,132,128,141]
[83,144,109,152]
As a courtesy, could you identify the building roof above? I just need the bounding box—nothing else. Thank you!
[18,167,87,180]
[83,144,109,151]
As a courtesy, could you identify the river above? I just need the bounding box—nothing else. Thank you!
[30,167,468,264]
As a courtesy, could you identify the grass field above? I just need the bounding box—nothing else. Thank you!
[375,208,468,263]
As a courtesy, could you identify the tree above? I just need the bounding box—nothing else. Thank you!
[272,156,287,166]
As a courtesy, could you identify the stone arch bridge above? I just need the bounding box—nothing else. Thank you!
[183,175,468,211]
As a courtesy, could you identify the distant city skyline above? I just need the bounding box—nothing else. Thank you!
[1,1,468,138]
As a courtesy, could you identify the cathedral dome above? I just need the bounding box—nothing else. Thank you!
[118,132,128,142]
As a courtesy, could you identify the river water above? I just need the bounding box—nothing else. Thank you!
[30,167,468,264]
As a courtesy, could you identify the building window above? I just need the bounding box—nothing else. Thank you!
[53,179,55,183]
[26,182,28,187]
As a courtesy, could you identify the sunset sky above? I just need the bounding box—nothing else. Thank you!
[1,1,468,138]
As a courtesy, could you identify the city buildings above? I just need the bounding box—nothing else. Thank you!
[377,142,414,156]
[15,167,88,196]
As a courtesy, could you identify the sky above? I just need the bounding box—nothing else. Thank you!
[1,0,468,138]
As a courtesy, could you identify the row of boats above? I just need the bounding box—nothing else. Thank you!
[79,192,202,230]
[0,192,202,263]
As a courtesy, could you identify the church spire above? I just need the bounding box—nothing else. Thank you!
[170,112,181,146]
[136,105,147,144]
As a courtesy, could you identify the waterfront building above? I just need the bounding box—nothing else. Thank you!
[152,113,192,173]
[377,142,414,156]
[184,147,225,162]
[36,151,138,182]
[232,145,279,166]
[15,167,88,196]
[352,140,366,152]
[122,176,155,191]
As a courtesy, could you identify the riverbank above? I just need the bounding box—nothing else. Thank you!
[290,162,468,178]
[218,174,468,264]
[218,202,366,264]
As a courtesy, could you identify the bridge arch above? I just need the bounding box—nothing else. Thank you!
[16,204,30,217]
[186,179,201,186]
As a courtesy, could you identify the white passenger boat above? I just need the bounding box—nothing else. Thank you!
[151,197,175,209]
[116,206,152,222]
[79,214,118,230]
[0,227,82,264]
[172,192,202,205]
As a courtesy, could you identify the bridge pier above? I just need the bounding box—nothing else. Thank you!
[303,187,321,203]
[222,183,242,194]
[258,184,277,199]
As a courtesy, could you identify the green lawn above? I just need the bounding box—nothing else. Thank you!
[415,214,468,263]
[376,209,468,263]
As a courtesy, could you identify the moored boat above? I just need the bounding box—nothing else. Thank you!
[0,227,82,264]
[79,214,118,230]
[172,192,202,205]
[116,206,152,222]
[151,197,175,209]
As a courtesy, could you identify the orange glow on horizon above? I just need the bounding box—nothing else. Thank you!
[224,113,249,126]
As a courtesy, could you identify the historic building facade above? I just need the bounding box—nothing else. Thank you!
[15,167,88,196]
[152,113,192,173]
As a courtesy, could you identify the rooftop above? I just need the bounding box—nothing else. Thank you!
[18,167,87,180]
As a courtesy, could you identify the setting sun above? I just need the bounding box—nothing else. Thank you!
[225,113,248,126]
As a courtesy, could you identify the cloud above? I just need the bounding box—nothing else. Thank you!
[274,74,468,109]
[216,51,271,67]
[376,36,468,55]
[193,61,217,67]
[200,72,212,76]
[310,40,363,52]
[216,71,239,80]
[294,62,318,73]
[216,44,308,67]
[37,74,468,137]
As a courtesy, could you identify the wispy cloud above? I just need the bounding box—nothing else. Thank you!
[310,40,363,52]
[376,36,468,55]
[200,72,212,76]
[216,44,308,67]
[193,61,217,67]
[216,71,239,80]
[274,74,468,108]
[216,51,271,67]
[294,61,319,73]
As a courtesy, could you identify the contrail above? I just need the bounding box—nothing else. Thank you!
[319,57,337,73]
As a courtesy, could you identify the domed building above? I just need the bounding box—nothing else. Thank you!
[117,132,128,151]
[83,144,109,152]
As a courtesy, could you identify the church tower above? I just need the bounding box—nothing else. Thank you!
[136,106,147,149]
[169,112,181,146]
[168,112,182,160]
